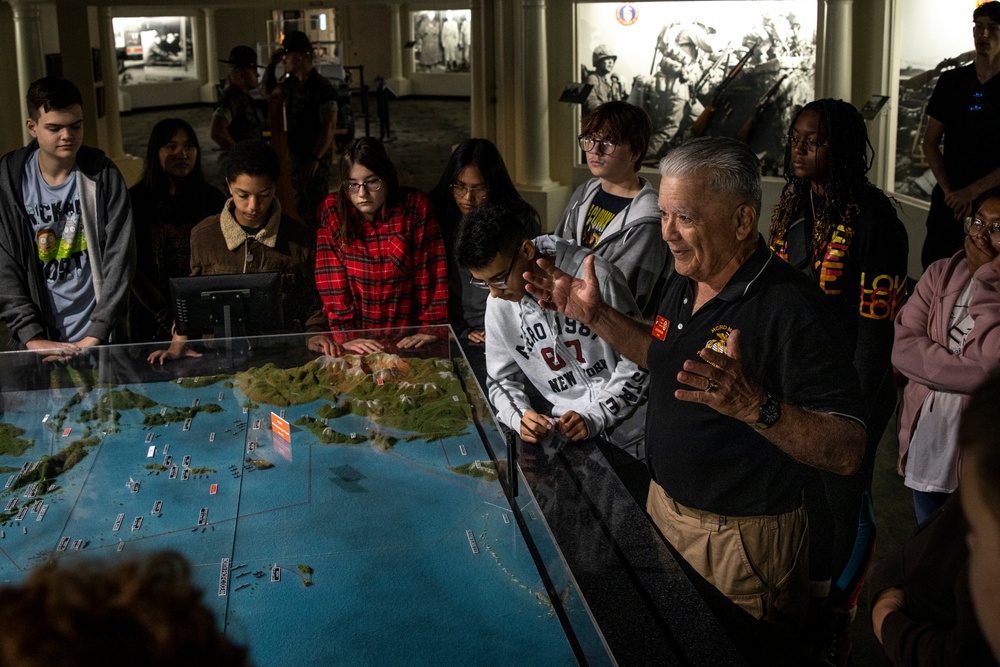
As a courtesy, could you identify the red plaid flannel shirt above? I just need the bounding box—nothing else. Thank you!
[314,188,448,334]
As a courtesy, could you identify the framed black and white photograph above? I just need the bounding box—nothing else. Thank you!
[894,1,978,202]
[577,1,816,175]
[410,9,472,74]
[112,16,196,86]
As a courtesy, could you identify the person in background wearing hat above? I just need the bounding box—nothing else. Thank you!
[211,46,265,156]
[920,1,1000,268]
[264,30,338,228]
[583,45,626,114]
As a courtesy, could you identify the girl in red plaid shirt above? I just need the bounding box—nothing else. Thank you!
[314,138,448,354]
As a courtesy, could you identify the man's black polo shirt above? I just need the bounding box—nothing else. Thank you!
[645,237,864,517]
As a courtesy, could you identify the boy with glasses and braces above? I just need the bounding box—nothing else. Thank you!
[455,204,647,459]
[555,101,669,319]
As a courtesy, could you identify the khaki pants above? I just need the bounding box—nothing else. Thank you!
[646,481,809,635]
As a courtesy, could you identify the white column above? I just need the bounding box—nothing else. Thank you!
[822,0,853,101]
[201,7,218,103]
[10,0,44,143]
[97,7,125,159]
[518,0,551,188]
[385,3,412,96]
[511,0,569,230]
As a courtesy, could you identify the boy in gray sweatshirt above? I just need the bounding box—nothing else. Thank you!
[456,205,647,459]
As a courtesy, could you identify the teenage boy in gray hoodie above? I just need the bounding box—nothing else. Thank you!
[0,77,135,354]
[555,101,668,319]
[456,205,648,459]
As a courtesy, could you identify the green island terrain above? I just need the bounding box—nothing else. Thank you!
[237,354,470,441]
[294,416,367,445]
[0,424,34,457]
[450,460,498,483]
[296,564,314,587]
[142,403,223,427]
[145,463,168,472]
[189,467,216,475]
[177,375,230,389]
[0,435,100,521]
[246,458,273,470]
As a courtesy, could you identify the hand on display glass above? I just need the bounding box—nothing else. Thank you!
[26,338,85,363]
[342,338,384,355]
[307,335,343,357]
[147,340,201,366]
[397,333,436,349]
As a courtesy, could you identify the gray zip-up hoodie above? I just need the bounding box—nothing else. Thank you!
[554,177,669,319]
[486,235,648,455]
[0,142,135,348]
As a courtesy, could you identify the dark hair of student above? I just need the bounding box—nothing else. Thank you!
[222,139,281,184]
[139,118,208,196]
[26,77,83,121]
[429,138,540,231]
[971,186,1000,219]
[0,551,249,667]
[336,137,400,242]
[974,0,1000,23]
[579,101,652,172]
[959,371,1000,524]
[769,98,874,255]
[455,204,528,271]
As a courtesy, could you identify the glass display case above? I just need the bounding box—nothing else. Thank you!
[0,328,741,665]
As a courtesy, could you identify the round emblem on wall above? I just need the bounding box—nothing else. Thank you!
[616,4,638,26]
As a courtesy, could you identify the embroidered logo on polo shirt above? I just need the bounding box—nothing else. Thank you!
[704,325,733,360]
[651,315,670,340]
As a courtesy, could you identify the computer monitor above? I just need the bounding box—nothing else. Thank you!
[169,272,283,338]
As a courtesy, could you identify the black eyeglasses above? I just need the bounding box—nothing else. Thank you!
[470,251,518,290]
[965,216,1000,242]
[578,136,618,155]
[784,134,828,153]
[451,183,489,198]
[346,178,383,194]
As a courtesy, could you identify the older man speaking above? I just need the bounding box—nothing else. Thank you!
[525,137,865,652]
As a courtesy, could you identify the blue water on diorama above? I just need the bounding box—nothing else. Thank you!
[0,368,609,666]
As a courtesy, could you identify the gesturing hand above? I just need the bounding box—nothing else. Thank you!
[674,329,765,424]
[523,254,603,325]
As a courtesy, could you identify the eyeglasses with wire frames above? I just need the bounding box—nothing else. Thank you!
[784,134,829,153]
[345,178,383,194]
[469,251,519,290]
[965,216,1000,243]
[578,136,619,155]
[451,183,489,198]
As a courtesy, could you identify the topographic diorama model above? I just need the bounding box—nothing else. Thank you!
[0,351,608,665]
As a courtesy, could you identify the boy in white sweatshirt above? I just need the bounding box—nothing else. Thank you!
[455,205,648,459]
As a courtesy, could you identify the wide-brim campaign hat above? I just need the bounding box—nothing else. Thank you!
[281,31,313,55]
[220,45,258,68]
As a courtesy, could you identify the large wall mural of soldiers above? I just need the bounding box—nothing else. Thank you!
[577,2,815,175]
[411,10,472,74]
[894,1,977,202]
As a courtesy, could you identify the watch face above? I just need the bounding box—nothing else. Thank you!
[757,397,781,429]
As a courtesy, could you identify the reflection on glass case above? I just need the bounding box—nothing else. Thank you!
[577,1,816,175]
[410,9,472,74]
[0,329,610,665]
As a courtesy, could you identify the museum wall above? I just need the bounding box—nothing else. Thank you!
[338,2,393,85]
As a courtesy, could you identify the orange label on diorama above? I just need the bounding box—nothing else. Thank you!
[271,412,290,443]
[651,316,670,341]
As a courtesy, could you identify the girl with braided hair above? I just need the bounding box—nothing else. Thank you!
[769,98,908,663]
